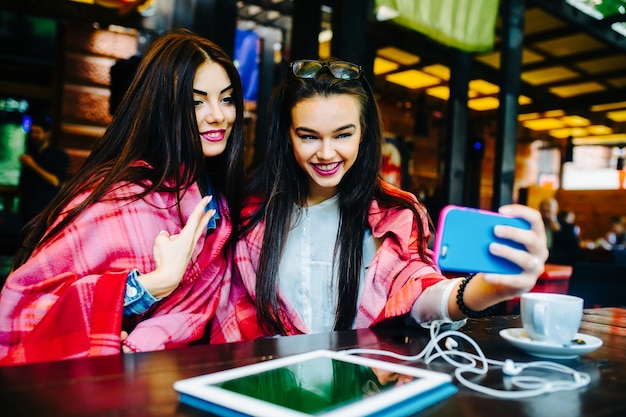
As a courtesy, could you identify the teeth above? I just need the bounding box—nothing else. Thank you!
[317,162,339,171]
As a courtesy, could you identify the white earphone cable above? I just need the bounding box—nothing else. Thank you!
[340,320,590,399]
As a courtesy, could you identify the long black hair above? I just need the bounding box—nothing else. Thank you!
[243,59,433,335]
[14,28,245,268]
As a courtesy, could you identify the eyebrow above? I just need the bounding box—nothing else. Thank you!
[294,123,357,134]
[193,85,234,96]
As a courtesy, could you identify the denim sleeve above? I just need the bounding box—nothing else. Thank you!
[123,269,160,315]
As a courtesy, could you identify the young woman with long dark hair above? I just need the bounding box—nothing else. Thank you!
[211,59,548,341]
[0,29,245,364]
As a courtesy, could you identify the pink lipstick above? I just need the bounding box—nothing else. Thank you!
[201,130,225,142]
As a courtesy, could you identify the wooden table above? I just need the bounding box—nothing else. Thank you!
[1,308,625,417]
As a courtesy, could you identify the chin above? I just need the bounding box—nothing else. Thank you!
[202,142,227,157]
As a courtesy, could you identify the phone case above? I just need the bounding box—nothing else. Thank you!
[433,205,531,274]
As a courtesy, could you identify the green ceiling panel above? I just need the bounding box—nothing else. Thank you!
[376,0,500,52]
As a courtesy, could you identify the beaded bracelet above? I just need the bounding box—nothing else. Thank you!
[456,274,496,318]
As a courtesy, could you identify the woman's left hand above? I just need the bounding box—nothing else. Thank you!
[481,204,549,297]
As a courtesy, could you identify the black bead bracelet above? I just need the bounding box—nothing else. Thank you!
[456,274,496,318]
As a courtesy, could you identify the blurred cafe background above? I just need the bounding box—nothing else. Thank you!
[1,0,626,309]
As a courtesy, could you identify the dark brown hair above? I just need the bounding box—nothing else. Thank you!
[14,29,245,267]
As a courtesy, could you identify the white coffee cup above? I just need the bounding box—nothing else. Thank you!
[520,293,584,345]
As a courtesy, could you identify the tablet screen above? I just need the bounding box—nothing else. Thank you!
[211,356,419,415]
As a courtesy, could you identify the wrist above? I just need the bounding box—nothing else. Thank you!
[137,270,176,299]
[455,274,496,318]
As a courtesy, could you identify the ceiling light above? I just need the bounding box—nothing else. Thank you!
[523,118,566,130]
[468,97,500,111]
[469,79,499,95]
[426,86,450,100]
[591,101,626,111]
[544,109,565,117]
[422,64,450,80]
[518,112,541,121]
[377,47,420,66]
[587,125,613,135]
[373,57,399,75]
[611,22,626,36]
[549,81,605,97]
[376,5,400,21]
[576,55,626,74]
[549,127,589,138]
[385,70,441,89]
[534,33,605,58]
[561,115,591,126]
[607,110,626,122]
[522,66,579,85]
[572,134,626,146]
[518,95,532,105]
[318,29,332,43]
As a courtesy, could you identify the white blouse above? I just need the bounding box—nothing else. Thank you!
[278,195,376,333]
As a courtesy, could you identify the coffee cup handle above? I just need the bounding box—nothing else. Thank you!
[533,303,547,337]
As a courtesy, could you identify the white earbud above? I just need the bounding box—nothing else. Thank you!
[444,337,459,350]
[502,359,523,376]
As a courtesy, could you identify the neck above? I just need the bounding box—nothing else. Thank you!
[306,180,338,206]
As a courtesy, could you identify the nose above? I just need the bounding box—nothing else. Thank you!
[317,138,335,160]
[203,101,226,124]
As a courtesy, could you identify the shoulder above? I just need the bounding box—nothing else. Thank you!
[369,181,428,236]
[378,179,419,204]
[370,180,424,222]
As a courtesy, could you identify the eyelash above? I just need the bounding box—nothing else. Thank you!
[299,132,353,141]
[193,94,234,107]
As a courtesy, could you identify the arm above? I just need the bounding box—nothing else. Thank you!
[1,186,215,362]
[19,153,62,187]
[123,192,233,352]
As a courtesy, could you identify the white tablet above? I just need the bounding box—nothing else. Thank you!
[174,349,457,417]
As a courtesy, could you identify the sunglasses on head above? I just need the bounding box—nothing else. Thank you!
[290,60,362,80]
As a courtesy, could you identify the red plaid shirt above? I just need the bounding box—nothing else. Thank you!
[0,182,231,365]
[210,181,445,343]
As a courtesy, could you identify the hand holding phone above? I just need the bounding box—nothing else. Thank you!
[433,205,531,274]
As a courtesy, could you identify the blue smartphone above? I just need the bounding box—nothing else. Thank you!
[433,205,531,274]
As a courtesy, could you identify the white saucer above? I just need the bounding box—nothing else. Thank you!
[499,328,603,360]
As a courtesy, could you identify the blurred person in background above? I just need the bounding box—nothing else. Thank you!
[18,115,69,224]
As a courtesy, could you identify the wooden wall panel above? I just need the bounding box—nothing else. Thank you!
[59,24,138,170]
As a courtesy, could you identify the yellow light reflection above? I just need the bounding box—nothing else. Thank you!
[549,127,589,138]
[523,118,566,130]
[422,64,450,81]
[468,97,500,111]
[377,47,420,66]
[426,86,450,100]
[561,115,590,127]
[591,101,626,112]
[469,79,499,95]
[543,109,565,118]
[607,110,626,122]
[385,70,441,89]
[373,57,400,75]
[587,125,613,135]
[518,112,540,121]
